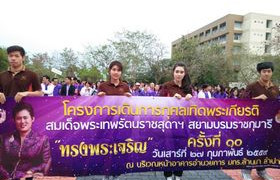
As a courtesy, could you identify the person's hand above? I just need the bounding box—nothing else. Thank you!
[23,170,33,178]
[0,93,6,104]
[97,92,106,96]
[0,109,6,124]
[14,92,29,103]
[173,93,182,99]
[253,94,268,100]
[185,94,193,100]
[33,172,44,178]
[276,110,280,119]
[124,92,132,97]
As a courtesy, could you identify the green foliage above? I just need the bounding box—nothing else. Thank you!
[25,53,53,78]
[0,47,8,72]
[172,38,233,85]
[85,30,167,83]
[59,48,79,77]
[77,66,102,83]
[2,28,279,86]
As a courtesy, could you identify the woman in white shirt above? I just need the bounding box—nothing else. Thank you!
[80,82,93,96]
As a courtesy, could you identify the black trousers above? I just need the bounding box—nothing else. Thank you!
[164,171,183,177]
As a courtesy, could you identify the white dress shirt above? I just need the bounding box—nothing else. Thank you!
[41,83,55,96]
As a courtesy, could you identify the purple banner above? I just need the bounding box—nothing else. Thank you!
[0,96,280,178]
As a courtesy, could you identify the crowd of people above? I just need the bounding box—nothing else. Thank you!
[40,75,248,99]
[1,45,279,180]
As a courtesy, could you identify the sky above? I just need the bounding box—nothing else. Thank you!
[0,0,279,57]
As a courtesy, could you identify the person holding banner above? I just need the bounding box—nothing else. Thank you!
[0,102,51,180]
[241,62,279,180]
[98,60,131,180]
[98,60,131,97]
[0,45,43,104]
[160,62,192,180]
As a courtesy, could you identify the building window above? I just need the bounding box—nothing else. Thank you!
[234,21,242,29]
[265,45,271,53]
[220,22,226,31]
[266,20,272,28]
[234,33,242,41]
[266,33,271,41]
[232,46,241,54]
[212,26,218,33]
[212,37,219,43]
[219,34,227,42]
[199,32,204,37]
[205,29,211,36]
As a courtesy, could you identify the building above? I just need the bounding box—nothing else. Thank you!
[242,13,280,55]
[172,12,280,69]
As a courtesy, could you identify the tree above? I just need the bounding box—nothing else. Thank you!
[271,23,280,55]
[84,44,117,78]
[231,46,260,84]
[172,38,234,85]
[0,47,8,72]
[172,37,199,68]
[60,48,79,77]
[148,58,172,84]
[26,53,53,78]
[77,65,103,83]
[197,44,233,85]
[84,30,167,83]
[112,30,167,82]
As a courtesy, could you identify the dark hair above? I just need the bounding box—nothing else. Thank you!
[202,84,210,90]
[109,61,123,72]
[52,77,58,81]
[85,81,92,86]
[230,87,240,98]
[172,62,192,94]
[257,62,274,73]
[43,75,50,81]
[12,102,34,120]
[108,61,123,81]
[217,84,225,94]
[65,76,72,80]
[7,45,26,57]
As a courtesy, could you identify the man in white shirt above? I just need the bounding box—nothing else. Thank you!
[41,75,55,96]
[197,84,212,99]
